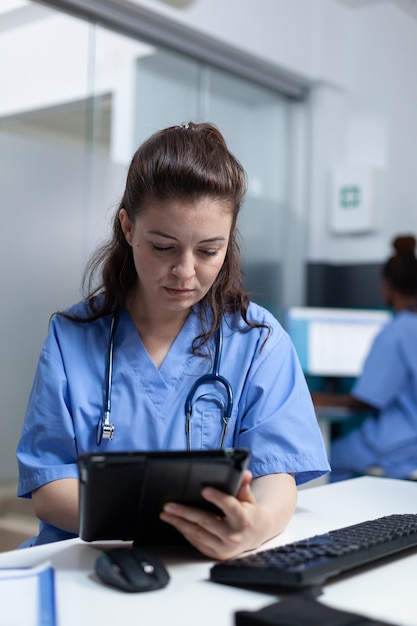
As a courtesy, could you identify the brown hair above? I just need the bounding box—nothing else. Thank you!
[383,234,417,296]
[62,122,268,350]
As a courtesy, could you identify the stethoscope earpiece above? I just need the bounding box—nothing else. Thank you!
[96,314,117,445]
[96,414,115,445]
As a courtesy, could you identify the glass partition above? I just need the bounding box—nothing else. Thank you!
[0,1,292,479]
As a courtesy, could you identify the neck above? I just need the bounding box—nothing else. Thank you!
[392,295,417,312]
[128,305,190,369]
[126,291,190,339]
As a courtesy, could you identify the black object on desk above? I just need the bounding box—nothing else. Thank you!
[78,448,249,546]
[235,596,399,626]
[95,546,170,592]
[211,513,417,589]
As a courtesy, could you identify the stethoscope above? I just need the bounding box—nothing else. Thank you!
[96,314,234,449]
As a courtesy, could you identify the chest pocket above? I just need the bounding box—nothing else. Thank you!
[188,395,235,449]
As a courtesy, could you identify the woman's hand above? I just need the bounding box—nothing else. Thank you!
[159,470,297,560]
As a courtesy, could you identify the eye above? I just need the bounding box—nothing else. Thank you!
[152,244,174,254]
[200,249,219,257]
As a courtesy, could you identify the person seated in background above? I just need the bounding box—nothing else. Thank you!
[16,121,330,558]
[313,235,417,482]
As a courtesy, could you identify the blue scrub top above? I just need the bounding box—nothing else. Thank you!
[332,310,417,479]
[17,300,330,545]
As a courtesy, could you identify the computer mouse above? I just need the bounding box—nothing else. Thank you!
[94,546,170,592]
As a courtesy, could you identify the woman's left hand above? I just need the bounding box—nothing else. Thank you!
[159,470,297,560]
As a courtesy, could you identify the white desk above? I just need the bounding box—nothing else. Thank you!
[0,476,416,626]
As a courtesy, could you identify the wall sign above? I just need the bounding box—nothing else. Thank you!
[329,166,376,234]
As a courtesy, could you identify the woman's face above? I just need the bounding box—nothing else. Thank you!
[119,197,233,318]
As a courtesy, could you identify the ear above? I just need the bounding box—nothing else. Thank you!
[119,208,133,246]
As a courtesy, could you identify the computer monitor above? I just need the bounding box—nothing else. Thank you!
[285,307,393,378]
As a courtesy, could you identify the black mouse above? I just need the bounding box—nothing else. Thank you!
[94,546,170,592]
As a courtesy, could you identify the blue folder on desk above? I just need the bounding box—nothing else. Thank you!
[0,561,56,626]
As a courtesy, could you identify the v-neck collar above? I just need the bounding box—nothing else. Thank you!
[118,306,199,373]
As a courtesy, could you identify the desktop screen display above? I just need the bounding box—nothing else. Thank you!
[285,307,393,378]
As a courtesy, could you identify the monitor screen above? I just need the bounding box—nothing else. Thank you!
[285,307,392,377]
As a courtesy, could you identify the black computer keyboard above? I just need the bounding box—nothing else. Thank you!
[210,513,417,588]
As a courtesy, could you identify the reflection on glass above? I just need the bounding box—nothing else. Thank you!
[0,0,290,480]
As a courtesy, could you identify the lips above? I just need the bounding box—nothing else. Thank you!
[164,287,194,298]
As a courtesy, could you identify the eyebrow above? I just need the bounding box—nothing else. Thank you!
[148,230,227,244]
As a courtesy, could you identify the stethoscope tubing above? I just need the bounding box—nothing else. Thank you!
[97,314,233,448]
[96,314,117,445]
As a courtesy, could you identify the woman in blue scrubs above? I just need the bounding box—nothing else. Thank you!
[17,122,330,558]
[314,235,417,482]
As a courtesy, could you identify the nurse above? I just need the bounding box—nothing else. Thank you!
[17,122,330,559]
[314,235,417,482]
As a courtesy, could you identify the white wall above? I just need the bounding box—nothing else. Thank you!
[128,0,417,263]
[9,0,417,264]
[308,2,417,263]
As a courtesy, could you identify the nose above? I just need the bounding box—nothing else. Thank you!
[172,252,196,280]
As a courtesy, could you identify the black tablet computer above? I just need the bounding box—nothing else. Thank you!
[77,448,250,546]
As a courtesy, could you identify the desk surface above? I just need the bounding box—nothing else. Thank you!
[0,476,416,626]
